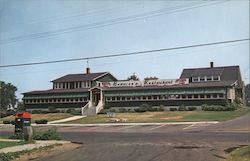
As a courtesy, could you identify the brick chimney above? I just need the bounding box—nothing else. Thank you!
[210,62,214,68]
[86,67,90,74]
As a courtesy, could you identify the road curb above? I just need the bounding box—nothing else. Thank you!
[30,121,219,127]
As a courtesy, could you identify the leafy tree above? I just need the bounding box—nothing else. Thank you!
[245,84,250,106]
[16,101,26,112]
[127,73,139,81]
[144,76,158,80]
[0,81,17,110]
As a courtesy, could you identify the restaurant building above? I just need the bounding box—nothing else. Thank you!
[23,62,244,115]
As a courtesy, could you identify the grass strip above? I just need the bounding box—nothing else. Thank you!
[0,143,62,161]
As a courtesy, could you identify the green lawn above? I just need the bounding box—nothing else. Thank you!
[226,145,250,161]
[0,141,26,149]
[0,113,74,124]
[65,107,250,124]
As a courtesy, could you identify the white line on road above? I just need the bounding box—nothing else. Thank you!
[117,125,137,130]
[149,124,166,130]
[183,123,211,130]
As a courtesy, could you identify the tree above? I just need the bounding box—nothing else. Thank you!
[17,101,26,112]
[0,81,18,110]
[245,84,250,106]
[144,76,159,80]
[127,73,139,81]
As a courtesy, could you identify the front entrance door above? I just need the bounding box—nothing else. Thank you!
[92,89,101,106]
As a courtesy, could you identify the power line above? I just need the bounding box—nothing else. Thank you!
[0,38,249,68]
[0,0,229,44]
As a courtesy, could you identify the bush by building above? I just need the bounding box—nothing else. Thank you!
[119,108,127,113]
[48,106,59,113]
[3,120,11,124]
[159,105,165,111]
[170,107,177,111]
[202,104,237,111]
[187,106,197,111]
[35,119,48,124]
[178,105,186,111]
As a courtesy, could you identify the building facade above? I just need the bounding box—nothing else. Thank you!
[23,63,244,115]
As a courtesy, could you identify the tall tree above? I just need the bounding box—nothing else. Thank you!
[0,81,17,110]
[127,73,139,81]
[245,84,250,106]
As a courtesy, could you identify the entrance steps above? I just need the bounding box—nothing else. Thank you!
[82,101,104,116]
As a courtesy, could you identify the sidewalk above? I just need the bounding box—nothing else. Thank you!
[48,116,86,124]
[0,139,70,153]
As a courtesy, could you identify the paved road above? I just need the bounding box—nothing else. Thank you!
[1,114,249,161]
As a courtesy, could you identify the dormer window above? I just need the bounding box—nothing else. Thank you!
[199,77,205,82]
[213,76,220,81]
[192,77,199,82]
[206,76,212,81]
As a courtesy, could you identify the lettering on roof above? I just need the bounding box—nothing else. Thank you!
[99,78,189,88]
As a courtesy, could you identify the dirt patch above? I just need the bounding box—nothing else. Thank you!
[12,142,82,161]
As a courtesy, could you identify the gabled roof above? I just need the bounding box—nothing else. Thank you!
[180,65,243,88]
[23,88,89,95]
[52,72,111,82]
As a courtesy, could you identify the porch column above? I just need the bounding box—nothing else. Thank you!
[100,90,103,103]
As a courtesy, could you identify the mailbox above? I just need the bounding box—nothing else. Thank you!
[15,112,31,134]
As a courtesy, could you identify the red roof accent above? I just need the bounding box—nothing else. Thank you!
[15,112,31,118]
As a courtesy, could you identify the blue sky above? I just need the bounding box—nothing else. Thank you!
[0,0,249,100]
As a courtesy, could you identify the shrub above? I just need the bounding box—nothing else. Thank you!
[98,109,107,114]
[3,120,11,124]
[35,119,48,124]
[70,109,81,115]
[32,110,49,114]
[201,104,208,111]
[201,105,236,111]
[134,107,147,112]
[187,107,197,111]
[104,103,111,109]
[9,133,24,140]
[159,105,165,111]
[10,120,16,125]
[48,106,59,113]
[127,109,133,113]
[119,108,127,113]
[170,107,177,111]
[178,105,186,111]
[33,128,61,140]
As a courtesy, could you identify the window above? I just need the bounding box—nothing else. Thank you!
[194,94,198,99]
[213,76,219,81]
[200,95,204,99]
[122,97,125,101]
[153,96,157,100]
[117,97,121,101]
[212,94,218,98]
[188,95,192,99]
[182,95,187,99]
[199,77,205,82]
[192,77,199,82]
[206,76,212,81]
[206,94,211,98]
[143,96,146,100]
